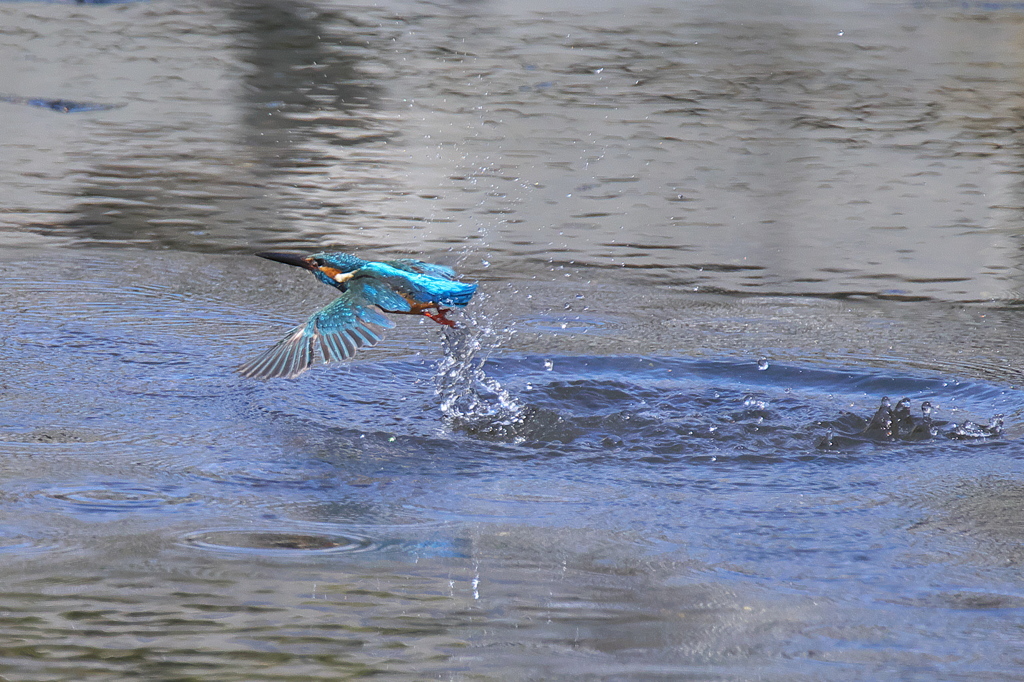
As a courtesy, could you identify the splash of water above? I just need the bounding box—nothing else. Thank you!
[821,396,1005,448]
[434,310,530,439]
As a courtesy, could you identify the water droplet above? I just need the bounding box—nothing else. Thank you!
[543,359,554,371]
[757,357,770,371]
[575,294,584,299]
[481,259,490,267]
[434,319,529,437]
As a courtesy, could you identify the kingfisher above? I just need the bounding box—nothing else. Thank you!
[239,251,477,379]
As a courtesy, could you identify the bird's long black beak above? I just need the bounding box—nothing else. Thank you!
[255,252,315,270]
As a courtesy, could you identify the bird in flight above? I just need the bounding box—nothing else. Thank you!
[239,251,477,379]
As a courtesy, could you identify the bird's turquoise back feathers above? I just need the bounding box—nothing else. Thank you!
[384,258,458,280]
[358,262,477,308]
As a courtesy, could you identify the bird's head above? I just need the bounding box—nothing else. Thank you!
[256,251,366,290]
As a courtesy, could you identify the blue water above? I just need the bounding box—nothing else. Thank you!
[4,0,1024,678]
[0,248,1019,677]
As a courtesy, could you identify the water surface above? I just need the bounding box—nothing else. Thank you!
[2,0,1024,679]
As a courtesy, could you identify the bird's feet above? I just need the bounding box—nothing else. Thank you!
[424,308,457,328]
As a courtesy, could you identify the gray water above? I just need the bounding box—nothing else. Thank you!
[3,0,1024,679]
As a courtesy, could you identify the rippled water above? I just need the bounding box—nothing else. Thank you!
[4,0,1024,679]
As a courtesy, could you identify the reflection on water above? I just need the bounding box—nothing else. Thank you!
[5,0,1024,299]
[3,0,1024,678]
[0,93,125,113]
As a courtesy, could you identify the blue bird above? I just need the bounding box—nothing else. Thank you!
[239,251,477,379]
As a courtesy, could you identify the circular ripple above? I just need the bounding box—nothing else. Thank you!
[182,529,377,555]
[44,484,201,513]
[0,527,80,557]
[0,427,113,445]
[0,533,44,554]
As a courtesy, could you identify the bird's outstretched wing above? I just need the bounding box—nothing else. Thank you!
[349,277,412,312]
[238,284,397,380]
